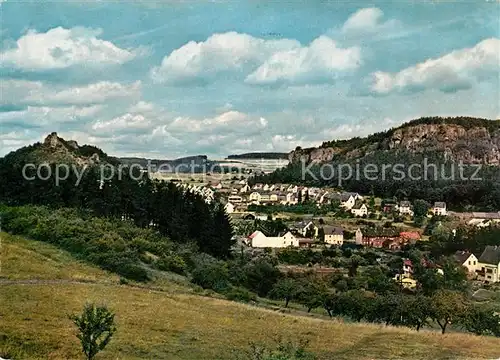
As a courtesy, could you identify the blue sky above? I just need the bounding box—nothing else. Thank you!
[0,0,499,158]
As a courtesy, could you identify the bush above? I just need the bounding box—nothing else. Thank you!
[191,254,231,292]
[224,287,257,303]
[242,339,317,360]
[155,255,187,275]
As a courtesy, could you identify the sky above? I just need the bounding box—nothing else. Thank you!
[0,0,499,159]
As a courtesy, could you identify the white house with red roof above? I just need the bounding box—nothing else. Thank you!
[248,230,299,248]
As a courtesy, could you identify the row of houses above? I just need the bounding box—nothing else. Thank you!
[177,183,215,203]
[400,246,500,285]
[396,201,447,217]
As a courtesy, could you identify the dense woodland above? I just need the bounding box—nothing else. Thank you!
[0,148,234,260]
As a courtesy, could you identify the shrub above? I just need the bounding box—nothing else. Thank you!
[242,339,317,360]
[70,303,116,360]
[224,287,257,303]
[155,255,187,275]
[191,254,230,292]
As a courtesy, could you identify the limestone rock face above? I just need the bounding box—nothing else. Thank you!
[289,121,500,165]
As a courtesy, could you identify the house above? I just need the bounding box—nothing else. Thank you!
[262,184,270,191]
[362,228,400,249]
[239,184,251,193]
[453,250,479,274]
[238,179,247,185]
[394,274,417,290]
[249,230,299,248]
[300,221,319,238]
[432,202,447,216]
[213,183,223,190]
[269,192,279,202]
[351,202,368,217]
[319,192,329,204]
[468,212,500,227]
[298,238,314,248]
[402,259,413,278]
[260,193,271,203]
[323,226,344,246]
[224,202,235,214]
[398,201,414,216]
[228,195,243,203]
[249,192,262,202]
[399,231,421,244]
[286,192,298,205]
[402,258,443,279]
[339,193,356,210]
[253,183,263,190]
[476,246,500,283]
[355,228,363,245]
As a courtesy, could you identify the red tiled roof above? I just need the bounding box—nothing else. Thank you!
[400,231,421,240]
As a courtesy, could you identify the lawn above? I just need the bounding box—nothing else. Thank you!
[1,233,500,360]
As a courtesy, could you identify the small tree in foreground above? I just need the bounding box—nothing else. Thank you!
[70,303,116,360]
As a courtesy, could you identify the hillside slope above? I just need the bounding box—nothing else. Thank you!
[0,132,118,166]
[290,117,500,165]
[2,233,500,360]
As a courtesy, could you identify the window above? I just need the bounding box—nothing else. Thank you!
[468,261,471,265]
[473,261,476,265]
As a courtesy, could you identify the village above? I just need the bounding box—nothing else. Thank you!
[176,179,500,287]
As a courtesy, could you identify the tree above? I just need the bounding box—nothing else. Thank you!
[459,305,500,336]
[270,278,303,308]
[297,281,329,313]
[430,290,467,334]
[400,295,431,331]
[348,255,363,277]
[369,196,376,210]
[70,303,116,360]
[413,199,430,226]
[317,227,325,242]
[305,226,315,239]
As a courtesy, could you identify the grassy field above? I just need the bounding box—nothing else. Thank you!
[2,233,500,360]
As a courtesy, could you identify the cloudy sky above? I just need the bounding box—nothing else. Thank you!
[0,0,499,159]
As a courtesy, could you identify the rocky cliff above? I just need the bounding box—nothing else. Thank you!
[2,132,117,167]
[289,117,500,165]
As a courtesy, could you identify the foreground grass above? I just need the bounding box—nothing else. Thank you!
[0,233,118,282]
[1,234,500,360]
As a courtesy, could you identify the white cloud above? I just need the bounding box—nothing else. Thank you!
[0,105,102,127]
[0,80,141,106]
[0,27,137,70]
[151,31,300,84]
[92,113,151,133]
[342,8,401,35]
[168,110,267,134]
[370,38,500,94]
[245,36,361,85]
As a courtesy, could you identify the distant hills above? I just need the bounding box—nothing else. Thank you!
[0,133,289,174]
[227,152,288,160]
[117,155,210,171]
